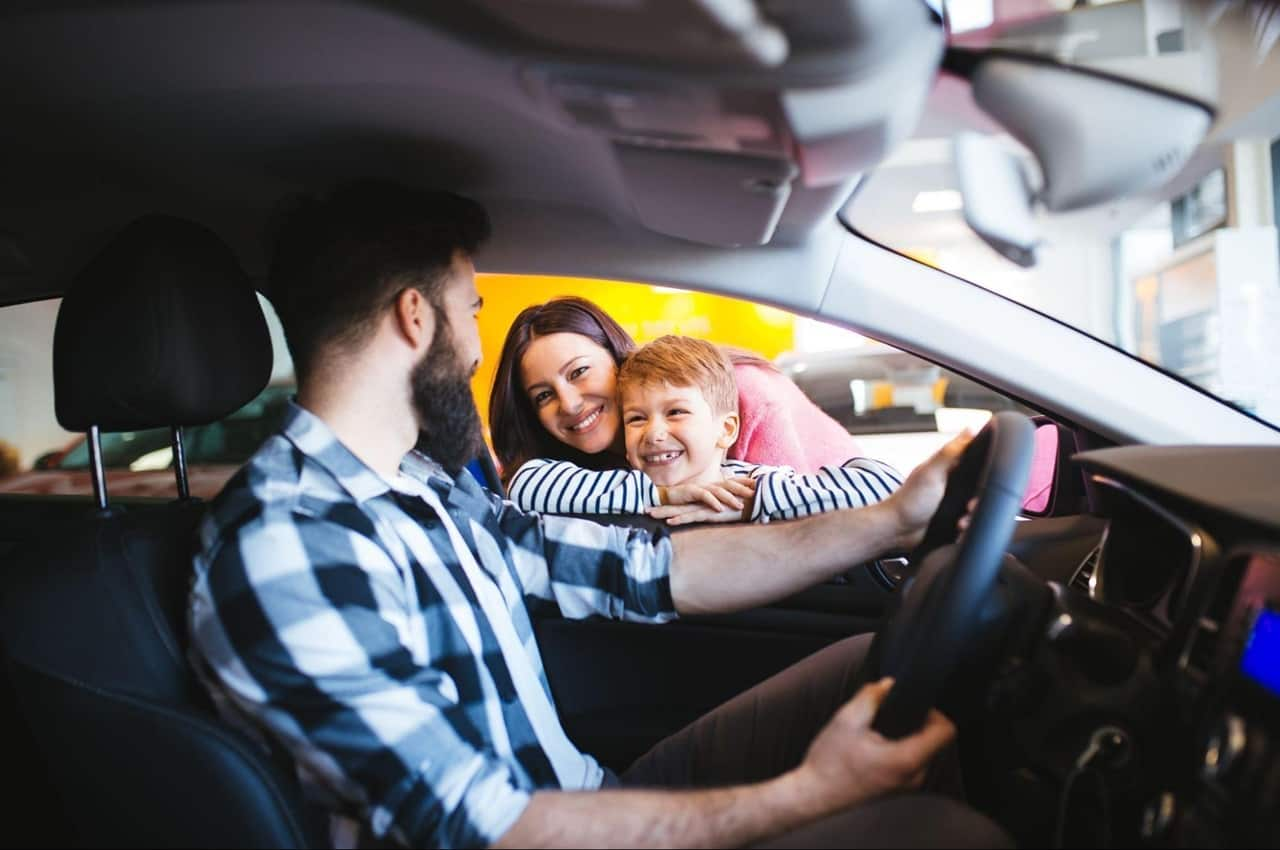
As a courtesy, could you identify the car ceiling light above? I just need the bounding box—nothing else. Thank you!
[912,190,964,213]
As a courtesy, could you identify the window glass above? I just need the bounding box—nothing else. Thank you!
[473,276,1029,477]
[0,296,295,499]
[2,281,1024,500]
[844,0,1280,433]
[776,322,1030,475]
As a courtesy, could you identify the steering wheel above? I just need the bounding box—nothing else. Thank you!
[868,411,1036,739]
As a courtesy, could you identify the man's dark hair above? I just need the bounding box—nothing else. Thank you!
[267,179,490,382]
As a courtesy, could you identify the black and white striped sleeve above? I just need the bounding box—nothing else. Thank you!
[745,457,905,522]
[507,459,661,516]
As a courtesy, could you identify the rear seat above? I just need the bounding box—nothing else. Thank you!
[0,215,318,847]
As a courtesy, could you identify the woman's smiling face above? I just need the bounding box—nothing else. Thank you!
[520,332,623,456]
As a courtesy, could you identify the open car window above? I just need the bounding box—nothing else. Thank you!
[474,275,1032,487]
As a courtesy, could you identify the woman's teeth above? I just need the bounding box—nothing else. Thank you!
[568,408,601,432]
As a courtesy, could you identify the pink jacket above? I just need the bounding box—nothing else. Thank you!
[727,363,865,471]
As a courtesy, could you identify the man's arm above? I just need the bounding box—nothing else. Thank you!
[668,431,970,616]
[495,679,955,849]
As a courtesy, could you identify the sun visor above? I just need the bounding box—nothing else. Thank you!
[514,1,944,247]
[614,144,797,247]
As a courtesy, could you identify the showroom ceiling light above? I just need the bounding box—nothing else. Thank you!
[912,189,964,213]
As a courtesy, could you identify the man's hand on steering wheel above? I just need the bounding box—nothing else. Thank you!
[795,676,957,813]
[883,430,975,552]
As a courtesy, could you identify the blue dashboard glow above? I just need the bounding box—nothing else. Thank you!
[1241,608,1280,697]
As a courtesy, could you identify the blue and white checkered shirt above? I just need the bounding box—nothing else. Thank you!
[189,403,677,849]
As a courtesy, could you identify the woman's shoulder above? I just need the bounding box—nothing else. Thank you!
[730,360,791,405]
[728,358,866,470]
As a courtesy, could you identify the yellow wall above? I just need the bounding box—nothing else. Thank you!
[471,274,796,431]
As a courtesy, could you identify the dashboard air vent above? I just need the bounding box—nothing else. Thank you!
[1070,544,1101,594]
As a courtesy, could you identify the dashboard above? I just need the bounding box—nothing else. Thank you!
[1082,473,1208,626]
[1060,446,1280,846]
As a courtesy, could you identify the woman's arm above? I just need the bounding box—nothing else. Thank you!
[507,458,659,515]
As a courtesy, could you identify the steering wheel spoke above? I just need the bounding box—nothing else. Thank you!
[869,412,1037,739]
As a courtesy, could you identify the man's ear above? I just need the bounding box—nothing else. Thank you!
[393,288,434,352]
[716,412,741,450]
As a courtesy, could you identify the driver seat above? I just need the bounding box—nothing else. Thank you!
[0,216,320,847]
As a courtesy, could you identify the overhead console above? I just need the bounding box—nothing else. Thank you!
[456,0,945,246]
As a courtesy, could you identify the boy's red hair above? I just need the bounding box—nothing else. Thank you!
[618,335,738,414]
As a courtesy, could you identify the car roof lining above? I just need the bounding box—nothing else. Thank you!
[0,0,944,305]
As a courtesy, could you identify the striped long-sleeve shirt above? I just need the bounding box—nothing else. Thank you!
[508,456,904,522]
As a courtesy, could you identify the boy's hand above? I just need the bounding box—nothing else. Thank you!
[648,499,752,525]
[650,478,757,525]
[658,477,755,512]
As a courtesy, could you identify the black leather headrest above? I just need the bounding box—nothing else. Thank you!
[54,215,272,432]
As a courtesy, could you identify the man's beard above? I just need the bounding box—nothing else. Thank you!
[411,326,484,475]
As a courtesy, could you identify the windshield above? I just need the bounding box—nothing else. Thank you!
[847,0,1280,432]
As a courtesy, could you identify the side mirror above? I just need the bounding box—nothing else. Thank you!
[1019,416,1088,517]
[1021,422,1058,515]
[948,48,1214,265]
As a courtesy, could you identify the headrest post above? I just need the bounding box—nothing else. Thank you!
[87,425,109,512]
[170,425,190,501]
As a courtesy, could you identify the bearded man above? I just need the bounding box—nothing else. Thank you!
[189,180,1005,849]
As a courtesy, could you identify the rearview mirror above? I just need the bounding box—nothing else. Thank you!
[948,49,1214,265]
[953,132,1039,267]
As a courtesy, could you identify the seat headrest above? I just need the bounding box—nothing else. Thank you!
[54,215,272,432]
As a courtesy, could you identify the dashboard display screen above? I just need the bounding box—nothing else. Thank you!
[1241,608,1280,697]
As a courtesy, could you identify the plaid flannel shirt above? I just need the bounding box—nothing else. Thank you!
[189,403,677,849]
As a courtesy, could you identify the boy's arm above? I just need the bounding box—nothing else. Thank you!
[648,458,904,526]
[507,458,659,515]
[751,458,905,522]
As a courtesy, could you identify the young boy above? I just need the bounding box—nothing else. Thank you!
[508,335,904,524]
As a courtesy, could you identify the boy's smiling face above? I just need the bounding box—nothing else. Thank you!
[621,380,739,486]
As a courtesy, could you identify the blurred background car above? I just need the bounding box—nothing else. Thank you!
[775,345,1032,473]
[0,384,293,499]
